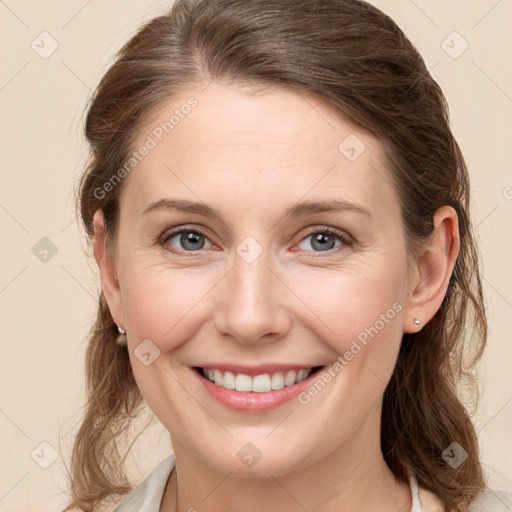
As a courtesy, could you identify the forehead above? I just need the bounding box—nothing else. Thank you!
[123,82,399,222]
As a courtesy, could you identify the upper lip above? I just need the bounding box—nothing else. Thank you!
[193,363,324,376]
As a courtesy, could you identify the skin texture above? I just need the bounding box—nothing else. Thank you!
[93,82,458,512]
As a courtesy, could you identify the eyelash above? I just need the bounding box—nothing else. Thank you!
[160,225,353,256]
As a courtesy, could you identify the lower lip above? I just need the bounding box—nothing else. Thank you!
[192,367,323,412]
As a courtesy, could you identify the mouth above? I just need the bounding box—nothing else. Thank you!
[193,365,324,393]
[191,365,326,413]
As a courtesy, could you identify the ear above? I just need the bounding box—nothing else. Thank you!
[402,205,460,333]
[92,210,126,329]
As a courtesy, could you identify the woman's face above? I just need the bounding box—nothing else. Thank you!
[103,82,418,476]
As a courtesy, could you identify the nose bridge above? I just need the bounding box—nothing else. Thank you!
[215,239,289,343]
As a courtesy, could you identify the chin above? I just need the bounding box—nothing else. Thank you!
[194,440,316,479]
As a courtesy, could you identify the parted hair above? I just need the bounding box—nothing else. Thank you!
[63,1,488,510]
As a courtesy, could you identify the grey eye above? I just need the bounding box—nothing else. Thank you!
[297,231,343,252]
[165,230,212,251]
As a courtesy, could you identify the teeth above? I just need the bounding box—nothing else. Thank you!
[213,369,223,386]
[271,371,284,390]
[223,371,236,390]
[235,373,252,392]
[297,369,307,382]
[201,367,314,392]
[284,370,297,386]
[252,374,271,392]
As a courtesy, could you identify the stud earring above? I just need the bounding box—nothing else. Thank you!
[116,326,127,347]
[414,319,420,325]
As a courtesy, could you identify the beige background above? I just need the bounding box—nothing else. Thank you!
[0,0,511,510]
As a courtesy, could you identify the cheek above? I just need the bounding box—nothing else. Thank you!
[121,263,210,344]
[290,266,406,435]
[290,261,407,415]
[121,266,206,429]
[294,262,406,355]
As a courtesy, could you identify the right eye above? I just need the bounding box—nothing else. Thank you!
[162,227,215,254]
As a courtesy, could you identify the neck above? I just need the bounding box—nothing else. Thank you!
[160,407,412,512]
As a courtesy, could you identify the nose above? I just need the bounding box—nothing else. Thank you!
[214,250,292,345]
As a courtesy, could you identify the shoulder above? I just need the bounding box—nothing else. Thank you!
[418,485,512,512]
[468,489,512,511]
[63,455,176,512]
[111,453,176,511]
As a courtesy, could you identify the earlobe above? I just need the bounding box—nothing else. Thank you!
[92,210,125,328]
[403,205,460,333]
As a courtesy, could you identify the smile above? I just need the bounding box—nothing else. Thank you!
[199,367,317,392]
[192,365,325,412]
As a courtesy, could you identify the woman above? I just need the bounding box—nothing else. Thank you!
[63,0,512,511]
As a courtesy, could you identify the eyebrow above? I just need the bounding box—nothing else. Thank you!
[142,198,372,221]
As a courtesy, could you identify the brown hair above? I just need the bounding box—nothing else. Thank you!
[63,1,488,510]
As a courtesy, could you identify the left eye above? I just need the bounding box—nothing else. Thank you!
[295,229,348,252]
